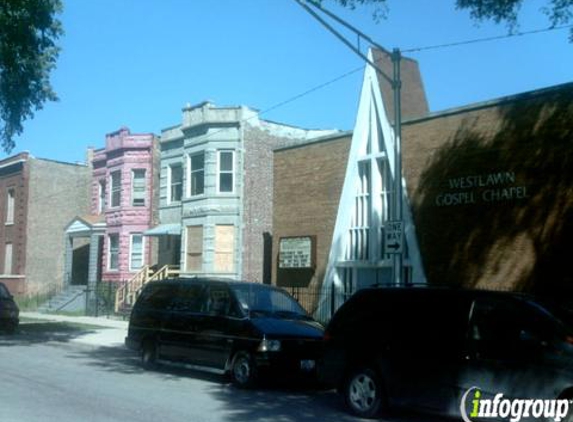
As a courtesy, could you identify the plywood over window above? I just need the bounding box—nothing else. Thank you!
[214,225,234,273]
[186,225,203,272]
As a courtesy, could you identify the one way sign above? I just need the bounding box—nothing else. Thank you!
[384,221,403,255]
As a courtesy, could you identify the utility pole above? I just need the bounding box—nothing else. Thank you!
[392,48,403,286]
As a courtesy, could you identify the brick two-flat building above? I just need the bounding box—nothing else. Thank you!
[64,128,158,308]
[0,152,90,297]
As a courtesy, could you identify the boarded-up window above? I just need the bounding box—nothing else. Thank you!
[186,225,203,272]
[214,225,234,273]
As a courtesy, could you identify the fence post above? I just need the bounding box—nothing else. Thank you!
[330,284,336,320]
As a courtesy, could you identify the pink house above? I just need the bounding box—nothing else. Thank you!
[64,128,158,311]
[92,127,158,282]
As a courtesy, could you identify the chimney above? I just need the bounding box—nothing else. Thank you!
[371,48,429,122]
[85,147,95,168]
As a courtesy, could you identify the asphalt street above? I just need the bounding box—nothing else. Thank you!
[0,317,447,422]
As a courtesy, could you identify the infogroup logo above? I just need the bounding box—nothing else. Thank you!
[460,386,570,422]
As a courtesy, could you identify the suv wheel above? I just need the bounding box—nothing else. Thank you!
[231,351,257,388]
[344,367,385,418]
[141,339,157,370]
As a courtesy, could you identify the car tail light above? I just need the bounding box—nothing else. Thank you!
[323,330,332,342]
[566,336,573,346]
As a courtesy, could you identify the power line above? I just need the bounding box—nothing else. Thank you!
[403,24,573,53]
[258,65,364,117]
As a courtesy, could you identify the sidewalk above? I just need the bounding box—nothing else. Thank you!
[20,312,128,348]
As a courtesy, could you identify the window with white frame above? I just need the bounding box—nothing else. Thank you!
[5,188,15,224]
[108,234,119,271]
[189,153,204,197]
[217,150,234,193]
[169,164,183,203]
[110,171,121,208]
[98,180,106,214]
[129,234,144,271]
[131,169,146,206]
[3,243,13,274]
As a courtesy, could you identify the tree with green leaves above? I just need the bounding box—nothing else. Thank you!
[0,0,63,153]
[328,0,573,39]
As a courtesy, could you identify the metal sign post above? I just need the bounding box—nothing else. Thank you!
[392,48,403,286]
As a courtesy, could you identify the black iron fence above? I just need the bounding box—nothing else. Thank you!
[283,284,356,324]
[93,281,119,317]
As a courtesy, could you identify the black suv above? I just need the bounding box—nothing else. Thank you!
[319,286,573,419]
[125,278,324,387]
[0,282,19,333]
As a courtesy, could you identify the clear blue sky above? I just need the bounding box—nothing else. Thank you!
[5,0,572,163]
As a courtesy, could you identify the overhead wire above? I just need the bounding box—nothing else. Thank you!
[403,24,573,53]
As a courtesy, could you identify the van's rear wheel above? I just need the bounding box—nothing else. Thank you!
[344,367,385,418]
[231,351,257,388]
[141,339,157,370]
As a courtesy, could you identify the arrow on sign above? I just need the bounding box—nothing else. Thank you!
[387,242,400,251]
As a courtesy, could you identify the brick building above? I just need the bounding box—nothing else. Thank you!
[272,132,351,293]
[149,101,337,282]
[402,81,573,297]
[64,128,158,304]
[273,47,573,319]
[0,152,90,297]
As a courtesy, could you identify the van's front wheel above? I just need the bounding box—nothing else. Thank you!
[231,351,257,388]
[141,339,157,370]
[344,367,385,418]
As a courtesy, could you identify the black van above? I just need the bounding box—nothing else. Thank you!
[319,287,573,419]
[125,278,324,387]
[0,282,19,333]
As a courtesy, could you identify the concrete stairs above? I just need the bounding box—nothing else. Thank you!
[38,285,87,313]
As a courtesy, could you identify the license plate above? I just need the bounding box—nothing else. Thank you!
[300,360,316,371]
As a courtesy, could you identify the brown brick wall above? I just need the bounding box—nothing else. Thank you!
[272,135,351,289]
[403,83,573,297]
[26,159,91,295]
[0,156,29,294]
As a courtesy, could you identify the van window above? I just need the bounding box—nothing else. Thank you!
[469,298,556,360]
[170,284,204,313]
[0,283,11,299]
[232,284,307,317]
[137,284,177,310]
[204,286,236,316]
[389,292,470,358]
